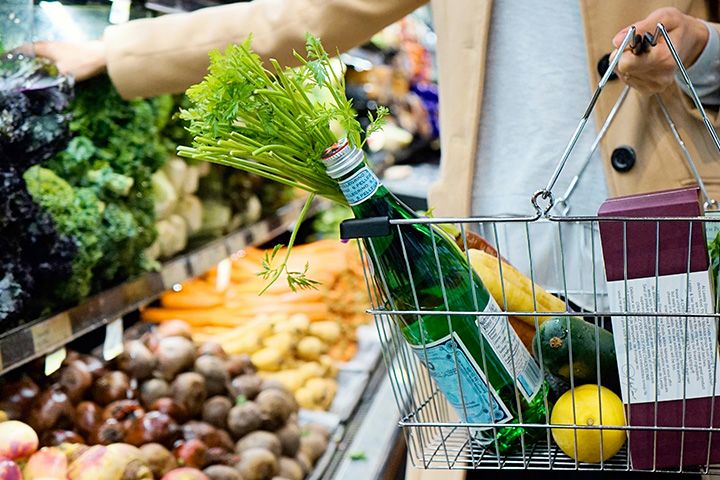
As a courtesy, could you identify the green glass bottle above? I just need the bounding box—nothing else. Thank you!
[322,140,548,452]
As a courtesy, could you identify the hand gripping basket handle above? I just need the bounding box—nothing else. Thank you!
[533,24,720,216]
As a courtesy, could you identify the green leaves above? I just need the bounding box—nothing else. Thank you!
[179,35,389,292]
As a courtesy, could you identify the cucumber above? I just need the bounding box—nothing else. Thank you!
[533,316,619,393]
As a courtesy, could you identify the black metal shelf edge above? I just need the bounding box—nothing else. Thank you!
[0,197,326,376]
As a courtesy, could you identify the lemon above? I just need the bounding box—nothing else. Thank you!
[551,384,626,463]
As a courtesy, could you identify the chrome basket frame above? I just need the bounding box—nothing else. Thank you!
[342,24,720,473]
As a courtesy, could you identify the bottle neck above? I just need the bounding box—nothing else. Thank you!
[322,140,385,208]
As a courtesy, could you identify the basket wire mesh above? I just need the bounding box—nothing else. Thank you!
[344,24,720,473]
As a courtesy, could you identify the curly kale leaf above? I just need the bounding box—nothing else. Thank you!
[24,166,103,303]
[0,56,73,170]
[0,170,76,324]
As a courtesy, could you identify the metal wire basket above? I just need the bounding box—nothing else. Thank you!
[341,24,720,473]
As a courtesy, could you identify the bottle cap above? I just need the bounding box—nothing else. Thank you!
[321,138,364,179]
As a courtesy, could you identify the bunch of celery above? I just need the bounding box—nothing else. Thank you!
[178,34,386,291]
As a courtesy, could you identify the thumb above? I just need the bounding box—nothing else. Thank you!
[612,27,629,48]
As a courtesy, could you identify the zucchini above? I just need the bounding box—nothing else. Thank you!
[533,316,619,393]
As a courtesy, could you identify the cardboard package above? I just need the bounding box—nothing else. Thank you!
[598,187,718,469]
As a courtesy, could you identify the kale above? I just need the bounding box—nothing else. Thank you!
[24,166,103,304]
[0,56,76,326]
[45,76,173,288]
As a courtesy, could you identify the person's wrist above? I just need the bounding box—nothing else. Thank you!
[685,16,709,67]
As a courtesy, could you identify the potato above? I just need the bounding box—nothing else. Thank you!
[227,402,262,440]
[297,362,324,381]
[265,371,303,393]
[296,337,326,362]
[235,448,278,480]
[293,388,315,410]
[171,372,207,418]
[300,431,328,463]
[272,315,309,336]
[203,464,243,480]
[194,356,230,397]
[275,424,300,457]
[277,457,303,480]
[251,348,282,372]
[308,322,341,343]
[235,431,281,457]
[255,390,294,430]
[262,333,294,355]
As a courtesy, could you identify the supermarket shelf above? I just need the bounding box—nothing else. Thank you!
[0,197,326,376]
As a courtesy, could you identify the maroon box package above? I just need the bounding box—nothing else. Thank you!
[598,187,717,470]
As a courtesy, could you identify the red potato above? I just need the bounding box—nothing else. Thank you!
[75,402,102,437]
[40,430,85,447]
[58,360,93,403]
[173,439,208,469]
[27,386,75,432]
[90,418,125,445]
[77,354,107,379]
[0,376,39,418]
[23,447,68,480]
[140,379,171,409]
[124,411,179,448]
[150,398,189,423]
[197,342,228,360]
[117,341,158,380]
[92,371,131,406]
[161,467,209,480]
[0,458,22,480]
[171,373,207,418]
[156,320,193,340]
[0,420,39,460]
[103,400,145,424]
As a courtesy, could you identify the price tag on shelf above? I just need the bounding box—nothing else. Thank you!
[31,313,72,353]
[103,318,124,361]
[161,259,188,291]
[189,243,227,276]
[215,258,232,291]
[44,347,66,376]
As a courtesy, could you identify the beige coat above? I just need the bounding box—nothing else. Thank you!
[104,0,720,216]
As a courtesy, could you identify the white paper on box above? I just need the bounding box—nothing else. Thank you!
[608,271,720,404]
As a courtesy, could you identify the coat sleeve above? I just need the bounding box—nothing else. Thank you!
[104,0,427,99]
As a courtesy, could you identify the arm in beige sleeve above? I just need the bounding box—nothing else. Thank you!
[104,0,427,99]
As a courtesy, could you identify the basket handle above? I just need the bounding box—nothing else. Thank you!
[534,23,720,216]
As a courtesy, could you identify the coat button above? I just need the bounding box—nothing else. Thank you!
[611,146,636,172]
[597,53,618,81]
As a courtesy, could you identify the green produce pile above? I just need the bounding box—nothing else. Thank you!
[42,76,172,292]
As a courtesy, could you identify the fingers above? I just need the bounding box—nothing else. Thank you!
[612,7,685,49]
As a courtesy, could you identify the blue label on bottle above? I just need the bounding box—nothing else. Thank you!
[339,166,381,206]
[412,334,512,426]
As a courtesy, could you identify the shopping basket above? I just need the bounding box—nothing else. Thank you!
[341,24,720,473]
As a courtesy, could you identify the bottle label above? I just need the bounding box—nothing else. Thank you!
[339,166,381,206]
[411,333,513,426]
[476,298,543,402]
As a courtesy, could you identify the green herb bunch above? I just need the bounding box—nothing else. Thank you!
[178,34,388,291]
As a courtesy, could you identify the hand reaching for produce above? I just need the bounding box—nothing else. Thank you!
[610,7,709,94]
[33,40,107,81]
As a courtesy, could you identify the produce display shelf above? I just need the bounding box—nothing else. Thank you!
[0,197,326,376]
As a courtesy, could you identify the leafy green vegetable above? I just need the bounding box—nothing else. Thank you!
[24,166,104,303]
[46,76,173,288]
[179,34,387,291]
[710,231,719,300]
